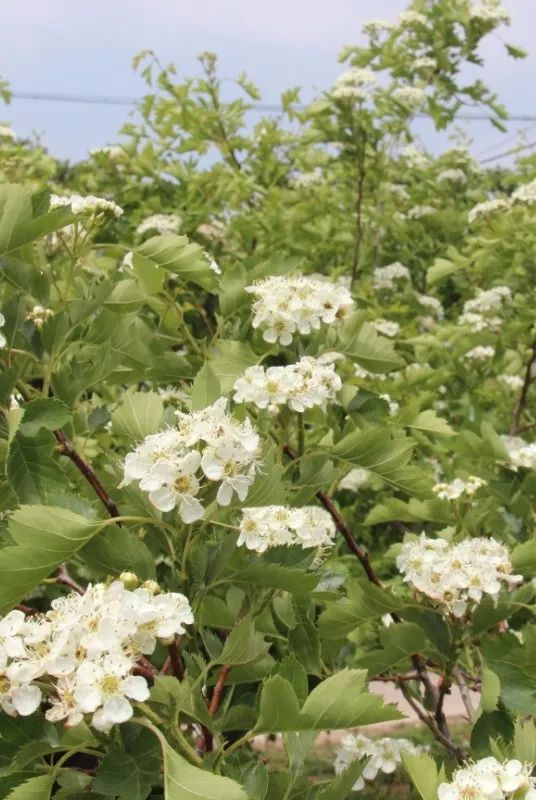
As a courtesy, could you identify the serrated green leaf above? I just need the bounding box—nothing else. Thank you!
[111,390,164,440]
[18,399,71,437]
[336,320,402,373]
[216,618,270,666]
[190,365,221,411]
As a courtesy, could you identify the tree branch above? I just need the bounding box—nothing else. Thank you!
[54,429,121,520]
[510,339,536,435]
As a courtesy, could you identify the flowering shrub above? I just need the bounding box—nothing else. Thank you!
[1,1,536,798]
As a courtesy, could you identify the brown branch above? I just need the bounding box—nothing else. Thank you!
[134,654,159,680]
[54,429,121,520]
[208,664,231,716]
[283,443,463,760]
[56,564,85,595]
[510,339,536,435]
[168,638,185,680]
[398,680,466,764]
[350,129,367,288]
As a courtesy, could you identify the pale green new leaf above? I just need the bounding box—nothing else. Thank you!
[163,739,247,800]
[190,364,221,411]
[336,320,402,373]
[401,752,443,800]
[407,409,455,437]
[5,774,54,800]
[216,618,270,666]
[111,390,164,440]
[137,233,219,292]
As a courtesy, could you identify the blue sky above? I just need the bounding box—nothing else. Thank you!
[1,0,535,163]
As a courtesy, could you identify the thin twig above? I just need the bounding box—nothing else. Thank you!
[453,668,475,722]
[168,638,185,680]
[510,339,536,435]
[56,564,85,595]
[54,429,121,520]
[398,681,466,764]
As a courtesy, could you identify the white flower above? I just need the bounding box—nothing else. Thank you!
[237,506,335,553]
[393,86,426,109]
[438,168,466,184]
[397,535,521,617]
[458,286,510,331]
[0,312,6,348]
[136,213,182,236]
[26,305,53,329]
[401,145,429,168]
[50,193,123,219]
[438,757,535,800]
[246,274,354,346]
[499,374,524,391]
[414,56,436,71]
[89,145,126,161]
[354,363,387,381]
[502,436,536,470]
[464,345,495,362]
[511,178,536,206]
[121,399,261,516]
[332,68,377,101]
[407,204,437,219]
[373,262,410,291]
[468,197,511,223]
[291,170,323,189]
[196,220,226,241]
[74,657,149,732]
[433,476,487,500]
[416,293,444,318]
[335,733,423,791]
[338,467,370,492]
[0,125,15,139]
[379,393,399,415]
[372,319,400,338]
[233,356,341,413]
[469,0,511,24]
[398,10,427,26]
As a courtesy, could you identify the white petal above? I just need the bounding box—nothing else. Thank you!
[122,675,150,702]
[11,684,41,716]
[102,695,133,724]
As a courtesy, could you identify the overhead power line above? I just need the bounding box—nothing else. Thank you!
[9,90,536,122]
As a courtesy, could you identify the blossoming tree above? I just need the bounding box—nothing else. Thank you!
[1,1,536,798]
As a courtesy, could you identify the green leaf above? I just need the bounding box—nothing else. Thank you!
[208,340,258,393]
[336,320,402,373]
[357,623,428,675]
[93,740,160,800]
[162,739,247,800]
[18,399,71,437]
[513,719,536,763]
[426,257,463,285]
[0,506,108,612]
[407,409,455,437]
[216,618,270,666]
[235,562,317,595]
[104,279,148,312]
[137,233,219,292]
[319,579,402,640]
[401,752,442,800]
[80,526,156,581]
[256,676,302,731]
[132,251,165,293]
[0,184,72,256]
[190,365,221,411]
[7,431,67,503]
[317,759,364,799]
[480,667,501,713]
[5,775,54,800]
[511,540,536,577]
[329,429,430,496]
[111,390,164,440]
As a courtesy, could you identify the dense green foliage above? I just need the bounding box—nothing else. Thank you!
[1,1,536,798]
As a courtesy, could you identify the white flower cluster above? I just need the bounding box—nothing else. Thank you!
[237,506,335,553]
[433,475,487,500]
[407,204,437,219]
[511,178,536,206]
[414,56,436,71]
[246,274,354,346]
[438,168,467,184]
[373,262,410,291]
[338,467,370,492]
[0,311,5,348]
[291,171,324,189]
[0,125,15,139]
[397,535,521,618]
[379,393,399,416]
[393,85,426,109]
[120,398,261,520]
[372,319,400,338]
[501,436,536,470]
[398,10,427,26]
[416,293,444,318]
[464,345,495,362]
[196,220,226,241]
[335,733,423,792]
[50,194,123,219]
[401,144,429,168]
[0,581,193,732]
[233,356,341,413]
[469,1,511,25]
[362,19,394,37]
[89,145,126,161]
[136,213,182,236]
[354,363,387,381]
[438,758,535,800]
[26,305,54,329]
[458,286,511,332]
[332,68,376,101]
[499,374,524,391]
[468,198,510,223]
